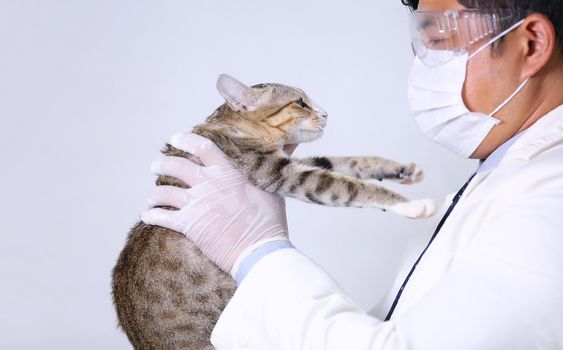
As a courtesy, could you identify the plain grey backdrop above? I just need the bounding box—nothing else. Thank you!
[0,0,477,349]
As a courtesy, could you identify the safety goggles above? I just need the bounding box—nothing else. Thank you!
[409,8,530,67]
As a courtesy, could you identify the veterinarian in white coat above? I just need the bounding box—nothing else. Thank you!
[141,0,563,348]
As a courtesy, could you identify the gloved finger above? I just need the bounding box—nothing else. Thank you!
[148,185,191,209]
[169,132,231,166]
[140,208,185,233]
[150,156,204,186]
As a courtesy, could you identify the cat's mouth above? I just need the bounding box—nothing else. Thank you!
[300,128,324,134]
[298,128,325,141]
[289,117,326,143]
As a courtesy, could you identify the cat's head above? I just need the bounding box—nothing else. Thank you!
[216,74,328,146]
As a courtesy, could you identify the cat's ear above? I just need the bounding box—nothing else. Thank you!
[216,74,257,112]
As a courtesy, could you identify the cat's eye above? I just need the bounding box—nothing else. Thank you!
[296,98,309,109]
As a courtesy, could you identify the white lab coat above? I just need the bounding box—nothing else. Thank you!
[211,104,563,350]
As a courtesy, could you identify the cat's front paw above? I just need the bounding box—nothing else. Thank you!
[398,164,424,185]
[388,199,436,219]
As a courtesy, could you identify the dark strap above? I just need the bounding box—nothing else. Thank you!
[384,173,477,321]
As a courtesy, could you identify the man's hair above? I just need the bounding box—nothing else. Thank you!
[401,0,563,54]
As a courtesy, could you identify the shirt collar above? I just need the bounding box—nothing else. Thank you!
[503,104,563,162]
[476,130,527,174]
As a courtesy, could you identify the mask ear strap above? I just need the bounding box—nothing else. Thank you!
[489,78,529,117]
[468,19,526,60]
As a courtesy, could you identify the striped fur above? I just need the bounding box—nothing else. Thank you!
[227,150,410,208]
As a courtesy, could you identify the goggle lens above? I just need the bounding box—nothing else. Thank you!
[409,9,501,66]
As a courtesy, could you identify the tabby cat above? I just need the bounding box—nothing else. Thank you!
[112,74,435,349]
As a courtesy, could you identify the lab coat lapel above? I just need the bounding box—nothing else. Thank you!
[459,170,492,199]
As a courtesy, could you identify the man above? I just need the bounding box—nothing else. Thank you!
[142,0,563,348]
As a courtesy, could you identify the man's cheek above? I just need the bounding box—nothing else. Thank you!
[461,73,480,111]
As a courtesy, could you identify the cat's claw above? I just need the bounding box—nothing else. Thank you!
[388,198,437,219]
[398,164,424,185]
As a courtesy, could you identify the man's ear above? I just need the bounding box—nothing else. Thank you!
[519,13,556,78]
[216,74,257,112]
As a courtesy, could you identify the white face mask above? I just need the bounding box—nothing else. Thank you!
[407,19,529,158]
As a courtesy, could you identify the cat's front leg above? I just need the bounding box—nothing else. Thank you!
[296,156,424,184]
[239,153,435,219]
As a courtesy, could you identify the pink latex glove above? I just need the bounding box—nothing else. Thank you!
[140,132,296,278]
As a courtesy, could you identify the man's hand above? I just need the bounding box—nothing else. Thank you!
[141,132,296,278]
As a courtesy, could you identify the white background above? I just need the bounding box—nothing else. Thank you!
[0,0,476,349]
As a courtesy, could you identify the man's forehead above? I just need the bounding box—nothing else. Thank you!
[417,0,466,11]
